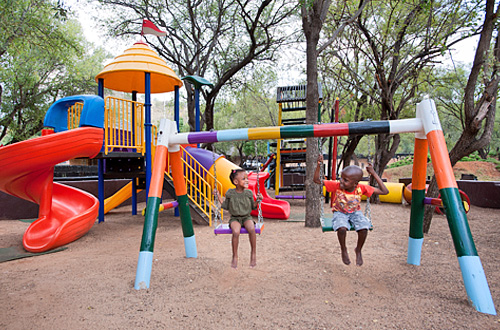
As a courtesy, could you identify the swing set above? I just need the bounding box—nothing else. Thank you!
[136,99,495,315]
[320,135,374,232]
[212,141,264,235]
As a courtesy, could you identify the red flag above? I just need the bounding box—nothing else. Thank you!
[141,19,167,37]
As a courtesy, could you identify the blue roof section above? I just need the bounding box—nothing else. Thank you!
[44,95,105,133]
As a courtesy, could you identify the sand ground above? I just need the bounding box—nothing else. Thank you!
[1,198,500,329]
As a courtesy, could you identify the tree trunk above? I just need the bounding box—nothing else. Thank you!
[304,35,322,228]
[302,1,327,228]
[185,86,196,132]
[338,135,362,171]
[423,177,439,233]
[205,99,215,132]
[423,0,500,232]
[369,133,400,203]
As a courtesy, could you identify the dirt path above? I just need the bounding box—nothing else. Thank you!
[1,200,499,329]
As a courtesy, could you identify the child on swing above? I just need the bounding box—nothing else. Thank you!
[216,169,262,269]
[313,154,388,266]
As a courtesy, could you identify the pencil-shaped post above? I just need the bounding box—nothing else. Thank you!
[407,135,428,265]
[419,98,496,315]
[134,120,169,290]
[169,144,197,258]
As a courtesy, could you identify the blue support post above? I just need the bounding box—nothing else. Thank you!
[98,159,104,223]
[174,85,180,132]
[131,178,137,215]
[144,73,152,199]
[132,91,138,215]
[98,78,105,223]
[195,88,200,132]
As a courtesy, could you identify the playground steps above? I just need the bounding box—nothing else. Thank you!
[275,84,323,196]
[281,118,306,125]
[162,174,210,225]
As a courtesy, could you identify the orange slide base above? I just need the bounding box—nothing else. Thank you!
[0,127,103,252]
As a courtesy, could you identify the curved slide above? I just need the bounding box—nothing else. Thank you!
[104,181,143,214]
[248,171,290,219]
[0,127,103,252]
[184,147,290,219]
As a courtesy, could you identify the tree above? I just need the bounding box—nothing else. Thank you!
[0,0,68,106]
[0,1,110,144]
[320,0,483,189]
[301,0,367,227]
[97,0,299,133]
[213,66,278,163]
[423,0,500,232]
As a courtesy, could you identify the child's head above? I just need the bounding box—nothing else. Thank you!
[229,169,248,189]
[339,165,363,191]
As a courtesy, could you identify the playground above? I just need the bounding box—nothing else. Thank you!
[1,33,499,327]
[1,192,500,329]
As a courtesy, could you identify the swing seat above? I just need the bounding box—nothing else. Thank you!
[214,222,264,235]
[321,217,372,232]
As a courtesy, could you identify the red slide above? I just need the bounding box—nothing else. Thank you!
[0,127,103,252]
[248,171,290,220]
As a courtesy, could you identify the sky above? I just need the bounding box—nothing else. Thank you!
[66,0,128,55]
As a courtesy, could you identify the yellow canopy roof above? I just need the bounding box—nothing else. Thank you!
[95,42,183,93]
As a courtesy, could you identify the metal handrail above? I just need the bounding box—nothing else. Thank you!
[67,102,83,130]
[104,97,145,155]
[165,145,223,225]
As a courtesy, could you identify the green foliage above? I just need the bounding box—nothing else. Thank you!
[96,0,299,132]
[0,0,111,144]
[459,152,483,162]
[458,152,500,172]
[388,156,415,169]
[485,158,500,171]
[213,66,278,158]
[318,0,486,169]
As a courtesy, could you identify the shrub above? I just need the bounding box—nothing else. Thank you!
[388,156,414,168]
[486,158,500,171]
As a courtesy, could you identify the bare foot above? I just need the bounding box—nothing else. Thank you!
[231,258,238,269]
[355,248,363,266]
[250,253,257,268]
[341,248,351,265]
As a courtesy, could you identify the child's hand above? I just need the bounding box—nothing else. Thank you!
[214,189,222,202]
[317,154,324,166]
[256,193,263,202]
[366,163,376,175]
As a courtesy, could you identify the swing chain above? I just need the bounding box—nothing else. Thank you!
[212,139,222,227]
[254,141,263,223]
[318,137,326,226]
[364,135,373,222]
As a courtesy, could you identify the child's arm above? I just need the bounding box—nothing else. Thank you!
[313,154,323,184]
[366,164,389,195]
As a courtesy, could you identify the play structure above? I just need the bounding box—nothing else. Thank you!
[0,112,103,252]
[0,37,496,315]
[145,98,495,315]
[0,40,289,279]
[182,147,289,220]
[273,85,320,199]
[272,86,406,204]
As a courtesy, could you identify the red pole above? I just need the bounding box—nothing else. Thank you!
[331,98,339,179]
[330,98,339,207]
